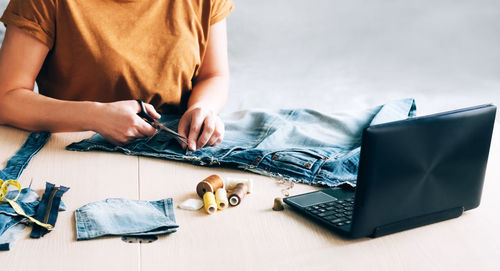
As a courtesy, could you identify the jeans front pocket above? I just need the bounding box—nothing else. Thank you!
[262,149,326,177]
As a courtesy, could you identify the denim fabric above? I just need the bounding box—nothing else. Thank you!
[30,182,70,238]
[75,198,178,240]
[0,188,39,250]
[0,132,50,180]
[0,132,58,251]
[0,187,68,250]
[67,99,416,187]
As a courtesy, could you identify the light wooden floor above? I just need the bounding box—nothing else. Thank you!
[1,125,499,271]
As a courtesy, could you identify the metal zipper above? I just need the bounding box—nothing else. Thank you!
[43,186,59,224]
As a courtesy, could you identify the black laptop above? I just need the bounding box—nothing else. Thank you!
[284,104,497,238]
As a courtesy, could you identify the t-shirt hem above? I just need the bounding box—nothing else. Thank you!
[0,14,54,49]
[210,1,234,25]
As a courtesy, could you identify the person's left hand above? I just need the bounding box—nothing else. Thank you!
[178,105,224,151]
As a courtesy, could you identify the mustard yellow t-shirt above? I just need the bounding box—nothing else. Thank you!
[0,0,233,113]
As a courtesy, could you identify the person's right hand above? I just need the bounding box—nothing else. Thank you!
[91,100,161,145]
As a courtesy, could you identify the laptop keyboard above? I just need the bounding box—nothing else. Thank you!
[304,197,355,227]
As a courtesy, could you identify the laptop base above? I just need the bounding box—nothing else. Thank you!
[372,206,464,237]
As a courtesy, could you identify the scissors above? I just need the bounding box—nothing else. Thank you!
[136,100,188,146]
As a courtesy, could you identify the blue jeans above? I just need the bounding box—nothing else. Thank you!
[75,198,178,240]
[67,99,416,187]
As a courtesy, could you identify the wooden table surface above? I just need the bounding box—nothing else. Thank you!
[1,125,499,271]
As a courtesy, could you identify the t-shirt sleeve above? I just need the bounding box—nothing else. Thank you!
[210,0,234,25]
[0,0,56,49]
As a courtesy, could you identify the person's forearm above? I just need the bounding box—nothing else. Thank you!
[0,88,99,132]
[188,75,229,113]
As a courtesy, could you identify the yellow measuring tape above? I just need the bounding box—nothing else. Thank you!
[0,179,54,230]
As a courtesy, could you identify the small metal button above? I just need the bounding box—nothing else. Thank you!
[305,162,312,169]
[255,157,261,162]
[272,154,279,160]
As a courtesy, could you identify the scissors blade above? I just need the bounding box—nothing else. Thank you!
[152,121,188,145]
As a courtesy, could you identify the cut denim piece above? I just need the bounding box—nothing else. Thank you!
[67,99,416,187]
[0,132,50,180]
[75,198,178,240]
[0,188,67,251]
[30,182,70,238]
[0,132,51,251]
[0,188,38,250]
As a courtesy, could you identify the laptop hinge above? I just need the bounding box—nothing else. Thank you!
[371,206,464,238]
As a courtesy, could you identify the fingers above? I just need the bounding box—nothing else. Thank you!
[196,116,215,149]
[177,114,191,150]
[135,117,157,137]
[119,120,155,144]
[187,110,204,151]
[207,119,224,146]
[96,100,164,146]
[144,103,161,119]
[177,107,225,151]
[135,101,159,137]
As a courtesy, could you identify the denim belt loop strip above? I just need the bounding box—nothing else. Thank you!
[0,132,51,181]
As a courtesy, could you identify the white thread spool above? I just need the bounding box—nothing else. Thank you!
[225,178,253,194]
[215,188,228,210]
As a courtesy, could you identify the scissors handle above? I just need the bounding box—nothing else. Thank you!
[135,99,188,145]
[136,100,155,123]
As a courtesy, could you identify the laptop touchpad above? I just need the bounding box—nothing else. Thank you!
[287,191,337,207]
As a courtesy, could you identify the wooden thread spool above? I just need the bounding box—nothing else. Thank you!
[228,183,248,206]
[203,192,217,215]
[196,175,224,198]
[215,188,228,210]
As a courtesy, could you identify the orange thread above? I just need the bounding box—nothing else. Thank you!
[196,174,224,198]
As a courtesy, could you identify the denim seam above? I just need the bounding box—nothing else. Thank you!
[2,132,50,180]
[310,149,357,185]
[218,147,245,161]
[75,209,91,240]
[308,158,328,184]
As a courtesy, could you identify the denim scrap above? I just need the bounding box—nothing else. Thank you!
[67,99,416,187]
[75,198,178,240]
[0,132,50,180]
[30,182,70,238]
[1,132,50,251]
[0,188,38,250]
[0,132,67,251]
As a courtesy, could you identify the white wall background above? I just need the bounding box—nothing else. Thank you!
[0,0,7,40]
[226,0,500,117]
